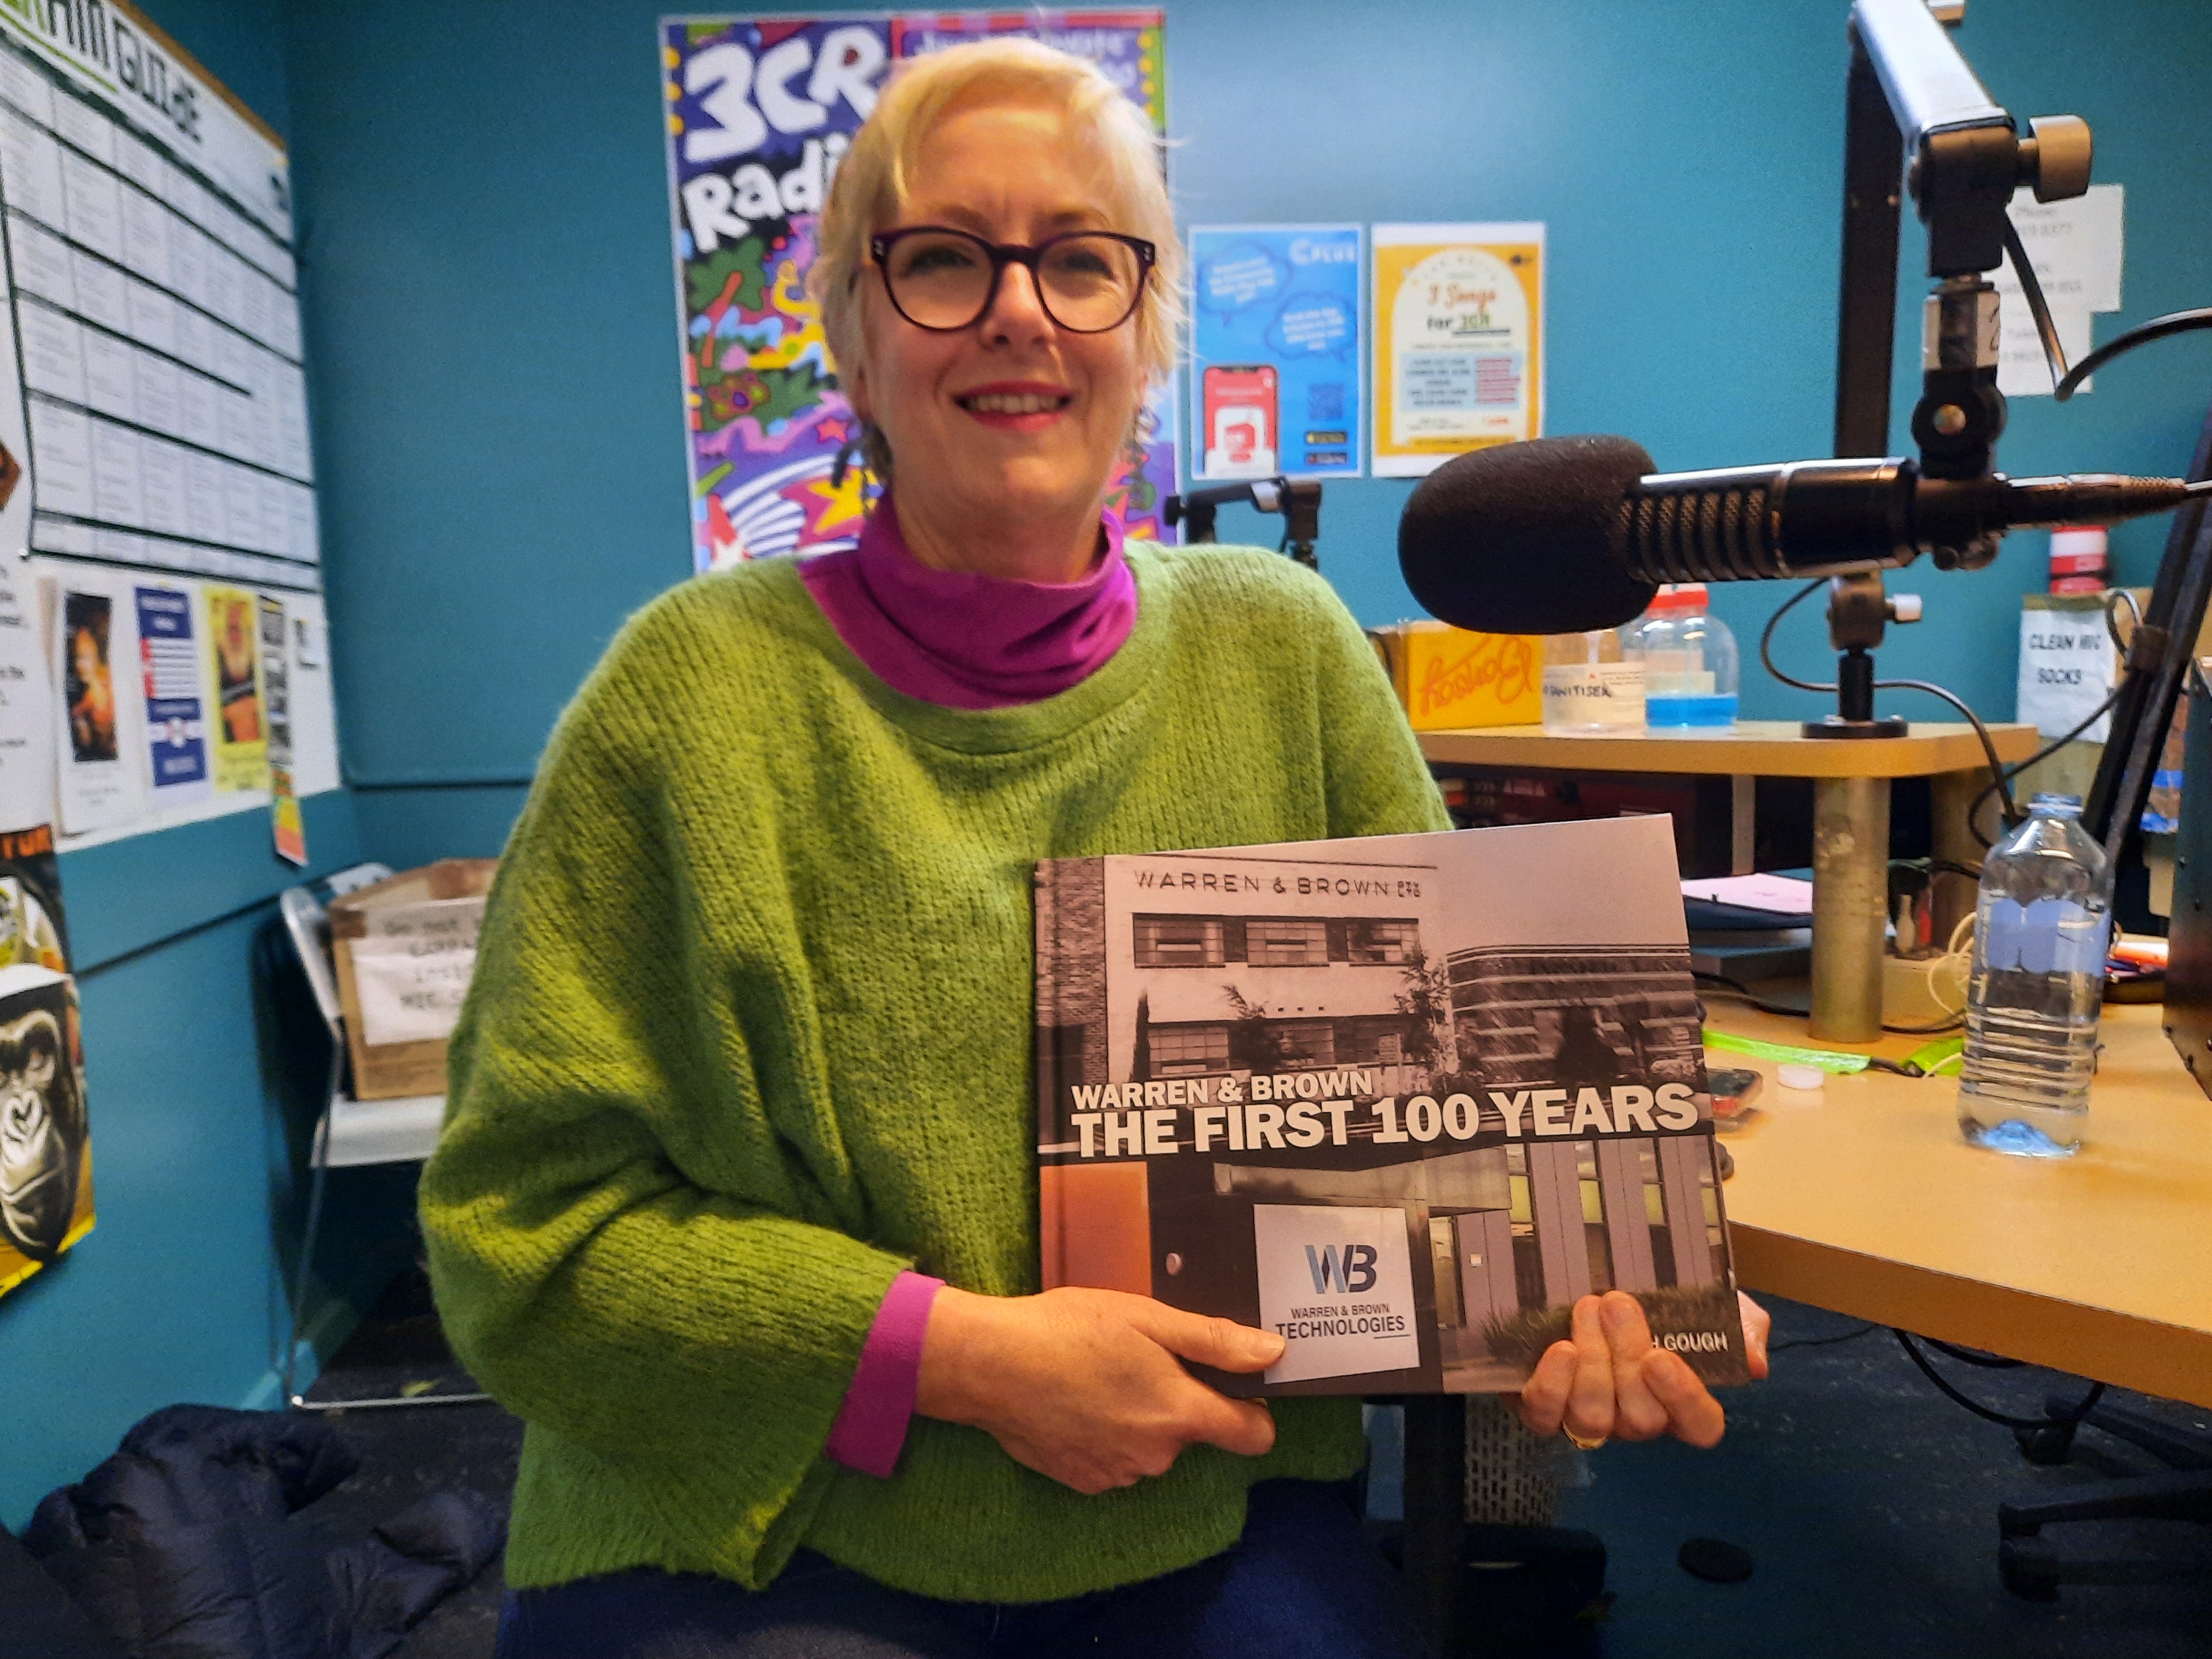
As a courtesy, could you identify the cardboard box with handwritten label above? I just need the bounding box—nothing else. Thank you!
[329,858,497,1100]
[1369,621,1542,732]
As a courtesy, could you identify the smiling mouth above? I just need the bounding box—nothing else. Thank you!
[957,392,1072,415]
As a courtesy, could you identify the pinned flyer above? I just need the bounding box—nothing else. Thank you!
[1371,223,1545,478]
[0,560,54,831]
[53,569,147,833]
[202,585,268,793]
[1188,225,1364,480]
[259,593,305,865]
[134,583,211,806]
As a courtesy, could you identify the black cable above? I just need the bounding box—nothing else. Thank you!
[1760,577,2015,833]
[1893,1331,2108,1431]
[1968,678,2127,847]
[1692,972,1813,1020]
[1875,676,2014,823]
[1759,577,1832,692]
[2002,216,2073,395]
[1965,591,2141,848]
[1770,1323,1878,1353]
[1923,1337,2025,1369]
[2055,306,2212,401]
[1693,973,1955,1048]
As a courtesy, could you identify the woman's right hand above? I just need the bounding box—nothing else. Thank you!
[915,1286,1284,1495]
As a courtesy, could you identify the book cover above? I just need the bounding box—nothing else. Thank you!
[1035,815,1749,1396]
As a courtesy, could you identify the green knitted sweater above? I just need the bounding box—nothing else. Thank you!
[420,541,1449,1603]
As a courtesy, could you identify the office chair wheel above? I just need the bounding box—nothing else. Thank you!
[1999,1536,2062,1601]
[2014,1420,2079,1466]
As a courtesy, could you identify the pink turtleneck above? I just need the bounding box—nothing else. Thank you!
[798,494,1137,709]
[806,494,1138,1478]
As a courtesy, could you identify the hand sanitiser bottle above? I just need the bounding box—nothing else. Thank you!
[1541,629,1645,733]
[1957,794,2112,1156]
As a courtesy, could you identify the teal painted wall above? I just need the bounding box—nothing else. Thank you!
[0,4,410,1529]
[10,0,2212,1527]
[286,0,2212,852]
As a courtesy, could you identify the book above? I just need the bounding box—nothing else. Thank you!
[1035,815,1750,1396]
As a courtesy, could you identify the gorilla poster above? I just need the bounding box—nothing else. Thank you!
[0,966,91,1293]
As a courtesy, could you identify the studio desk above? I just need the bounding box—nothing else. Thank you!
[1417,721,2041,1041]
[1391,722,2207,1652]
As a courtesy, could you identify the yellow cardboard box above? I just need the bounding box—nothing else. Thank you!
[1369,620,1543,731]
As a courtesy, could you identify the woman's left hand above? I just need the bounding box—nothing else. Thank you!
[1509,1290,1770,1449]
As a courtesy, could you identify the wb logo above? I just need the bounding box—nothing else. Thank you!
[1305,1243,1378,1294]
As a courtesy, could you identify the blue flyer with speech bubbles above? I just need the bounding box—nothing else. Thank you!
[1188,225,1365,481]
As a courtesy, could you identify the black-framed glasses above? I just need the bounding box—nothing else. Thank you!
[869,226,1155,335]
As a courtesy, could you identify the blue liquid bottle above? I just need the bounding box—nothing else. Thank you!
[1627,585,1738,728]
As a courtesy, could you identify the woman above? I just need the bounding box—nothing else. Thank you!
[424,39,1766,1659]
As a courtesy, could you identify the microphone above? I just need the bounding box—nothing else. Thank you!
[1398,434,2205,635]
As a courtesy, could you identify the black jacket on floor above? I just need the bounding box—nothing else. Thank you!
[24,1403,504,1659]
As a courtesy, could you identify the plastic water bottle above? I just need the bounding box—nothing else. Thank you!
[1627,584,1739,728]
[1956,794,2112,1156]
[1541,629,1644,733]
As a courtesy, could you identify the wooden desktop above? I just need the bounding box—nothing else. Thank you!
[1712,999,2212,1409]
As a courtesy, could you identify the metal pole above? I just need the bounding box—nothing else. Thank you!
[1401,1395,1467,1656]
[1811,776,1891,1041]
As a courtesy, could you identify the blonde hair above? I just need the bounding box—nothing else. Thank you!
[813,38,1182,480]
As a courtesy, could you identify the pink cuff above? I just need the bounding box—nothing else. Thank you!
[825,1270,943,1478]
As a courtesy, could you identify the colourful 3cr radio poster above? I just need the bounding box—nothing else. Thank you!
[1371,223,1545,479]
[1188,225,1364,481]
[661,11,1174,571]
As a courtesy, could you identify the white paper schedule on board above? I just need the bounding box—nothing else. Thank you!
[0,11,317,604]
[0,2,341,847]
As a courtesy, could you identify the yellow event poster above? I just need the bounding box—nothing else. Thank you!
[204,588,269,793]
[1371,222,1545,478]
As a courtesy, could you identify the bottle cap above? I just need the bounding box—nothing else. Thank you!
[1649,584,1710,614]
[2049,525,2109,559]
[1776,1062,1826,1092]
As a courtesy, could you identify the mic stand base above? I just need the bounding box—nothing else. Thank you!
[1804,587,1911,740]
[1802,714,1910,740]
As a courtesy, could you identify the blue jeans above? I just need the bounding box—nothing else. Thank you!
[493,1479,1424,1659]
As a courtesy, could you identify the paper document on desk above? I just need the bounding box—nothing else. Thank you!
[1035,816,1750,1397]
[1681,874,1814,915]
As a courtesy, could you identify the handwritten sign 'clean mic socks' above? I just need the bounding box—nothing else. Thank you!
[347,896,482,1048]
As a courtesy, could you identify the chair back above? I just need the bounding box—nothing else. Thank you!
[278,863,393,1041]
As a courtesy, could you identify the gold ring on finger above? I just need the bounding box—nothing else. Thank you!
[1563,1426,1608,1452]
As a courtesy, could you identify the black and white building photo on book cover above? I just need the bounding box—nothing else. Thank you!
[1035,815,1750,1397]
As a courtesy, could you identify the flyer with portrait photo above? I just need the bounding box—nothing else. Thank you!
[202,585,268,794]
[1035,815,1747,1397]
[52,575,146,834]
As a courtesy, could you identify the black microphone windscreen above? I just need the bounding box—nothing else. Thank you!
[1398,434,1661,635]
